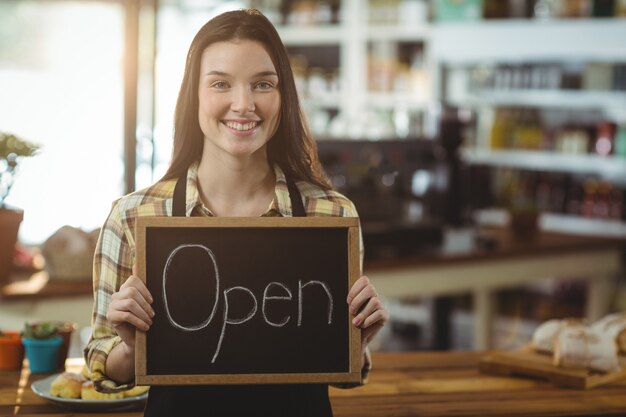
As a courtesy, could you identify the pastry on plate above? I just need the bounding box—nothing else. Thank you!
[49,372,86,399]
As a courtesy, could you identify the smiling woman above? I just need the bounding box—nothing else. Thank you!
[0,1,126,244]
[85,8,389,417]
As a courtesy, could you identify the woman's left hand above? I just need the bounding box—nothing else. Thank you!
[347,275,389,353]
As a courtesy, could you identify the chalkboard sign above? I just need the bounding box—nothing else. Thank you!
[135,217,361,385]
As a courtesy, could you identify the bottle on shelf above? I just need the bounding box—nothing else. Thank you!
[368,41,396,93]
[582,62,614,91]
[561,0,591,18]
[615,125,626,158]
[282,0,338,26]
[594,121,617,156]
[368,0,401,25]
[489,108,507,149]
[483,0,510,19]
[488,167,625,220]
[532,0,561,19]
[592,0,616,17]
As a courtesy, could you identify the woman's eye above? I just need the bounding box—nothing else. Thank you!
[210,81,229,89]
[255,81,274,90]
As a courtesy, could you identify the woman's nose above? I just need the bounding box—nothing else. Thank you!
[231,87,255,113]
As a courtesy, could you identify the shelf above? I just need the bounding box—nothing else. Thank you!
[301,92,343,109]
[1,270,92,301]
[365,25,430,42]
[452,90,626,110]
[432,19,626,64]
[476,208,626,238]
[463,148,626,182]
[277,25,344,46]
[365,92,429,110]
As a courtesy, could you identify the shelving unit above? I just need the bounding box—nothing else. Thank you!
[432,18,626,232]
[451,90,626,111]
[277,25,344,45]
[275,0,432,137]
[431,19,626,64]
[432,18,626,144]
[463,148,626,184]
[273,2,626,229]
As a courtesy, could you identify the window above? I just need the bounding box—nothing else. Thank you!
[0,1,125,244]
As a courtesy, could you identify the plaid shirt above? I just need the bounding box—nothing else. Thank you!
[84,162,369,392]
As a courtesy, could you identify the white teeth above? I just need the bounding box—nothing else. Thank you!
[225,121,258,131]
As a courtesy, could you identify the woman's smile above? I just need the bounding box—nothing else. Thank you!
[222,119,261,135]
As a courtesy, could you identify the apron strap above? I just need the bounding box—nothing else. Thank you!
[172,174,187,217]
[172,172,306,218]
[286,176,305,217]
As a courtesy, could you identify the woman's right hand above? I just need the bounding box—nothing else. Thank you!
[106,265,154,349]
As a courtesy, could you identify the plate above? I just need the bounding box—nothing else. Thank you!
[31,374,148,411]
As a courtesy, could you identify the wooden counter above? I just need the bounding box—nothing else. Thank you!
[1,351,626,416]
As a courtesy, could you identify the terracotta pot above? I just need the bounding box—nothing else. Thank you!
[0,331,24,370]
[0,208,23,285]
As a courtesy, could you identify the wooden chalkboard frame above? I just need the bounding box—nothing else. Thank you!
[135,216,362,385]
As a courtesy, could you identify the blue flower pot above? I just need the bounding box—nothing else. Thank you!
[22,335,62,373]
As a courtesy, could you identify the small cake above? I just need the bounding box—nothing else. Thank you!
[122,385,149,397]
[80,380,124,400]
[554,324,620,373]
[49,372,86,399]
[592,313,626,354]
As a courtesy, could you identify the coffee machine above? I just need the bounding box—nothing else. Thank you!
[316,138,448,260]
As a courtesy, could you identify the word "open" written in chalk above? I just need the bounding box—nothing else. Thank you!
[161,244,334,363]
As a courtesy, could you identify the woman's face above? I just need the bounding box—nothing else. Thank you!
[197,40,280,162]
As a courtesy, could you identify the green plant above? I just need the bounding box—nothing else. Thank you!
[0,131,39,209]
[22,322,59,340]
[495,169,540,214]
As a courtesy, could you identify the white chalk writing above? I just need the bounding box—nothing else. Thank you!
[214,286,258,363]
[262,282,292,327]
[162,244,220,332]
[161,245,334,363]
[298,280,333,326]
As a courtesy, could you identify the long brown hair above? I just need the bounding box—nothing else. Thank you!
[162,9,330,189]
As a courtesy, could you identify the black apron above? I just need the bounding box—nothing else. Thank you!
[143,174,332,417]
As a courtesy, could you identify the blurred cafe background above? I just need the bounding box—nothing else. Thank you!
[1,0,626,357]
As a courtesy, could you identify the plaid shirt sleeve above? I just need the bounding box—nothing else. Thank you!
[83,199,135,392]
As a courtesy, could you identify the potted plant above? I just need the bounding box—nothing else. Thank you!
[496,170,541,241]
[0,132,39,285]
[21,322,62,373]
[30,320,77,370]
[0,329,24,370]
